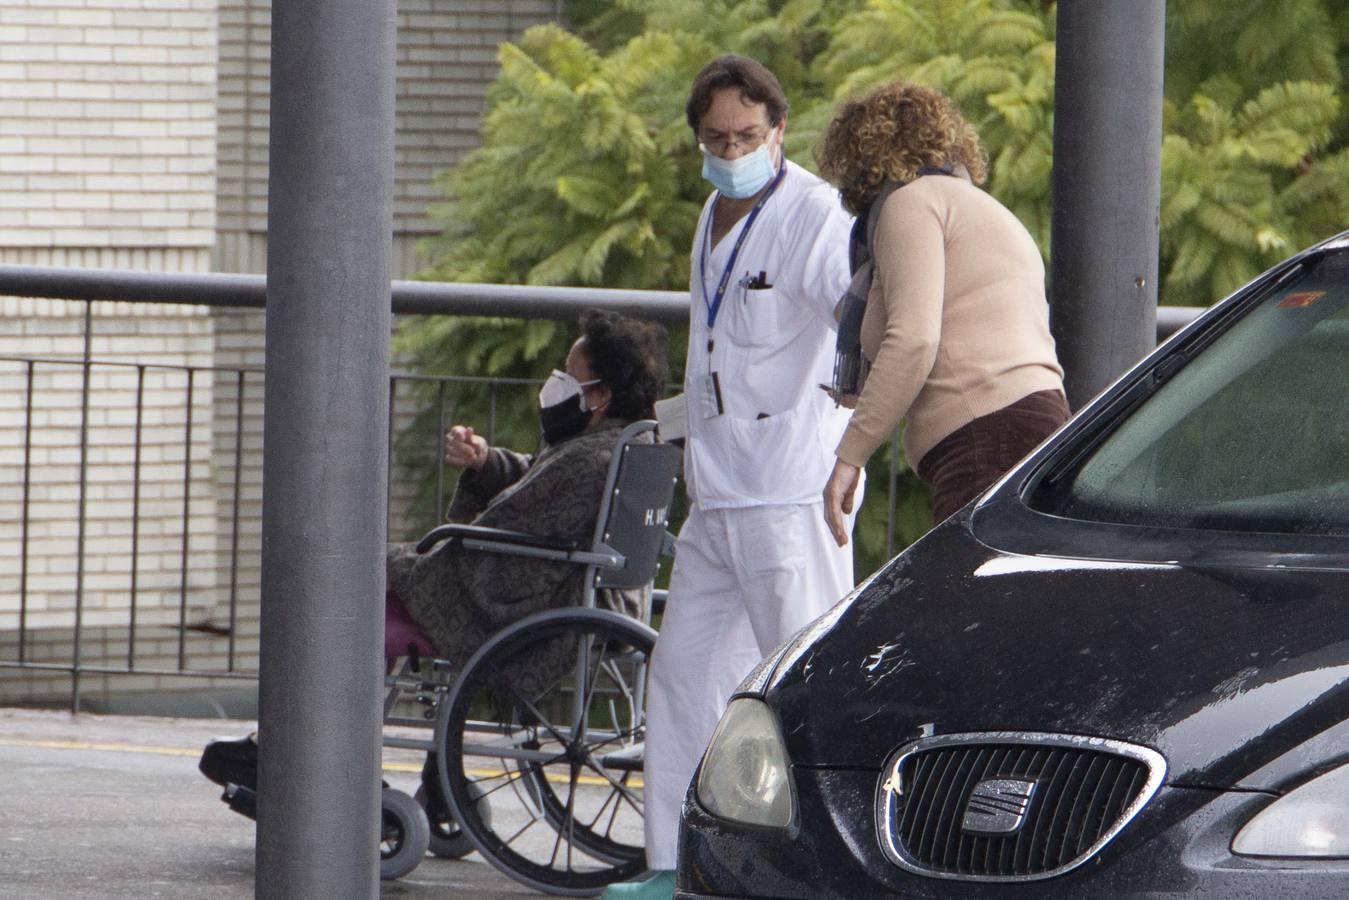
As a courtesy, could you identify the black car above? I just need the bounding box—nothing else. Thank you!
[677,231,1349,898]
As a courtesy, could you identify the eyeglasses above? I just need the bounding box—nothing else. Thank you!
[697,125,772,156]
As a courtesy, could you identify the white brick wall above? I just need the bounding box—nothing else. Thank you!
[0,0,218,249]
[393,0,556,235]
[213,0,558,272]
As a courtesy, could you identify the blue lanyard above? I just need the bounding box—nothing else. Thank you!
[699,164,787,330]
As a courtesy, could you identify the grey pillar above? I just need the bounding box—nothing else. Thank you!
[256,0,395,894]
[1049,0,1166,409]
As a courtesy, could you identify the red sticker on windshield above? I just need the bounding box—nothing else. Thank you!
[1277,291,1326,309]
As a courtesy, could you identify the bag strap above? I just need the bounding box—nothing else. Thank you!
[863,167,956,263]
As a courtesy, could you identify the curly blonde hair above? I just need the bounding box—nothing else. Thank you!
[816,82,988,217]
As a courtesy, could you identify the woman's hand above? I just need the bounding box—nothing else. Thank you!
[444,425,489,471]
[823,458,862,547]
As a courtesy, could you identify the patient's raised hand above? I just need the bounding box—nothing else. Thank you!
[444,425,489,471]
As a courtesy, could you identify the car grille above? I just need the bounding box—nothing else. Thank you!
[876,733,1165,882]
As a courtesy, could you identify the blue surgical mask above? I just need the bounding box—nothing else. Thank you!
[700,141,777,199]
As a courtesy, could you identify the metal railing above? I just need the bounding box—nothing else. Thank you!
[1,350,554,703]
[0,264,1202,710]
[0,262,1200,337]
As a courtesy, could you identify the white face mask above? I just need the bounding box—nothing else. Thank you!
[700,141,778,199]
[538,369,600,410]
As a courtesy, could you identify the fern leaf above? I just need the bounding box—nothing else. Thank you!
[969,11,1046,54]
[526,242,588,286]
[1235,82,1338,153]
[578,221,640,282]
[1195,202,1257,247]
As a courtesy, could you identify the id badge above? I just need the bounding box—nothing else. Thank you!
[699,372,724,419]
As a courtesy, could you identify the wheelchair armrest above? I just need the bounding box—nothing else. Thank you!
[415,524,581,555]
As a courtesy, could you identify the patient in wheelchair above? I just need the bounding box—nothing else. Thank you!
[200,309,668,792]
[384,308,669,669]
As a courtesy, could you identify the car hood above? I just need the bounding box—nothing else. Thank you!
[766,513,1349,789]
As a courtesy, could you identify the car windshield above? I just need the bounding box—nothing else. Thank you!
[1035,247,1349,535]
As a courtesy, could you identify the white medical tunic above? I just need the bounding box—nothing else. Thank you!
[644,160,857,870]
[683,159,855,506]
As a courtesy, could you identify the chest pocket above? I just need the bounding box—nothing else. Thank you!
[723,284,806,349]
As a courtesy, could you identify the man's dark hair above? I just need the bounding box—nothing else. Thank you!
[579,310,669,422]
[685,54,789,133]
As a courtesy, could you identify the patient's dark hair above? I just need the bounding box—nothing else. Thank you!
[579,310,668,422]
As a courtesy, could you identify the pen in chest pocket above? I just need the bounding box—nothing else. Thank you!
[742,271,771,296]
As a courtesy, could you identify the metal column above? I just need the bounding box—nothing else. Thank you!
[1049,0,1166,409]
[256,0,396,893]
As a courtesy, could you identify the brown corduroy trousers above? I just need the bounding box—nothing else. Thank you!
[916,389,1070,523]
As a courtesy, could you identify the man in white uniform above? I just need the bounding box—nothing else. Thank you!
[602,55,857,900]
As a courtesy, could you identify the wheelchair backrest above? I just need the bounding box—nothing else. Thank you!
[591,420,681,590]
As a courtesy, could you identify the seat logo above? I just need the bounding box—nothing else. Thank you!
[960,778,1037,835]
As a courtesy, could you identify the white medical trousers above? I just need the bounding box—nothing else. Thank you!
[643,501,856,868]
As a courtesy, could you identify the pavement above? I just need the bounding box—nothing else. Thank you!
[0,707,547,899]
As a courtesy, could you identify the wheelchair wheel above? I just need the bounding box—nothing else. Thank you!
[379,787,431,880]
[437,608,654,896]
[414,781,488,860]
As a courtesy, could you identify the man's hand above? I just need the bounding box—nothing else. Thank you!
[823,458,861,547]
[444,425,489,471]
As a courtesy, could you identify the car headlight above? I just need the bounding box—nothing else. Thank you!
[1233,762,1349,858]
[695,697,795,828]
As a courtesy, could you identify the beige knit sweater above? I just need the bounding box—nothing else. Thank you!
[834,175,1064,470]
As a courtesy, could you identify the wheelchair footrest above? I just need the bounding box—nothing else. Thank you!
[223,783,258,820]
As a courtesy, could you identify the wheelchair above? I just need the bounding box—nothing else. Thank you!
[378,419,681,894]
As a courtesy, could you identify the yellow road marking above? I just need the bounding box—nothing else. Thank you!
[0,737,200,758]
[0,737,438,776]
[0,737,643,787]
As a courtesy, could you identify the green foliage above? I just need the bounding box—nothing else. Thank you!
[406,0,1349,565]
[1166,0,1341,101]
[1160,79,1341,302]
[421,25,707,292]
[818,0,1056,249]
[1158,3,1349,304]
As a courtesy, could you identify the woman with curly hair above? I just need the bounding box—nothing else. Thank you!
[816,82,1068,540]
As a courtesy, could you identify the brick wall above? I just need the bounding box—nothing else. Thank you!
[1,0,557,268]
[214,0,558,275]
[0,0,218,251]
[394,0,558,236]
